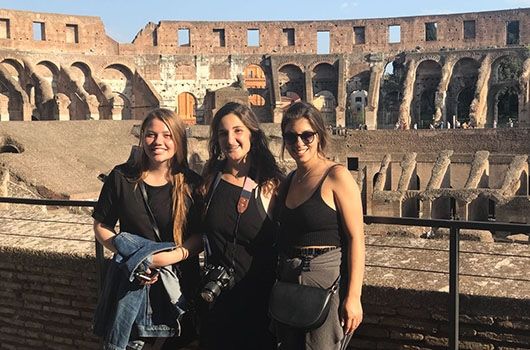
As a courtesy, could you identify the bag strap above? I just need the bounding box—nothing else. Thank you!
[139,181,162,242]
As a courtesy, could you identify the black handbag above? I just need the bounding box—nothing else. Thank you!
[268,275,340,331]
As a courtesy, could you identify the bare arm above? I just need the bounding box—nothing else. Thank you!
[150,234,204,267]
[331,166,365,334]
[93,220,117,253]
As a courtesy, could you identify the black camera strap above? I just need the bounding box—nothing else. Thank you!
[202,172,257,272]
[139,181,162,242]
[228,176,256,271]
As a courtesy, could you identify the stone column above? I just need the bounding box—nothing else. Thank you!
[87,95,100,120]
[304,69,313,104]
[518,57,530,128]
[469,54,492,128]
[335,57,346,127]
[364,62,384,130]
[433,56,455,126]
[0,94,9,121]
[0,168,8,210]
[269,57,283,123]
[398,58,417,130]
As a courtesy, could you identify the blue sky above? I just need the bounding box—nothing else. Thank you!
[1,0,530,43]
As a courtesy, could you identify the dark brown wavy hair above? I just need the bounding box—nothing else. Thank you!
[202,101,283,195]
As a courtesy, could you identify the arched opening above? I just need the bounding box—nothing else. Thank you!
[102,64,134,118]
[456,87,474,124]
[378,58,405,128]
[243,64,266,88]
[419,89,436,128]
[0,84,23,121]
[431,196,453,219]
[278,64,304,101]
[177,92,197,124]
[447,58,479,125]
[412,60,441,128]
[244,64,269,121]
[490,55,522,127]
[312,63,338,99]
[346,71,370,128]
[347,90,368,128]
[313,90,336,125]
[496,87,519,127]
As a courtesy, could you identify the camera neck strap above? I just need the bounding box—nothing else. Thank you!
[203,172,257,270]
[139,181,162,242]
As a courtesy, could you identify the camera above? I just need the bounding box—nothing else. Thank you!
[200,265,235,303]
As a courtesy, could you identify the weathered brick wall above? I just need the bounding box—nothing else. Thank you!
[0,247,99,349]
[1,246,529,349]
[353,286,530,349]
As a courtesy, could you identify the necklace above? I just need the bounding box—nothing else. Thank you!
[295,168,312,184]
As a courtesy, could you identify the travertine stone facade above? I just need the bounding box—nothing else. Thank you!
[1,8,530,127]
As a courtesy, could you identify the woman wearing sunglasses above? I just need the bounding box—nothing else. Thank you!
[274,101,365,349]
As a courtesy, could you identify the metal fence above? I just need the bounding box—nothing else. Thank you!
[1,196,529,350]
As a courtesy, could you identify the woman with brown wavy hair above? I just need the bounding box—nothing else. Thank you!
[93,108,202,349]
[198,101,283,349]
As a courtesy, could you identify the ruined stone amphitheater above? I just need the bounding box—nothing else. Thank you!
[0,7,529,350]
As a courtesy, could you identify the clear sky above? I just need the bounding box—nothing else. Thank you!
[0,0,529,43]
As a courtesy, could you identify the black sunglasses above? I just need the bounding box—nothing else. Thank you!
[282,131,317,145]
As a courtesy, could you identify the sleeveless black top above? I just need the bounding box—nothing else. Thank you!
[278,165,344,250]
[204,178,276,283]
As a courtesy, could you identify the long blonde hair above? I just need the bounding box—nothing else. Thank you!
[135,108,190,245]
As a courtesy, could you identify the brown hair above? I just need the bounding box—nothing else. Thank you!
[135,108,190,245]
[202,101,283,195]
[280,101,330,159]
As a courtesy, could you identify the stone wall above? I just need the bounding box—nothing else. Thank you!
[354,287,530,349]
[1,8,530,127]
[0,247,99,349]
[1,237,529,349]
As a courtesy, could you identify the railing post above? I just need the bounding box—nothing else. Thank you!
[95,240,105,295]
[449,226,459,349]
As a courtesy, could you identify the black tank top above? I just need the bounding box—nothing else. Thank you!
[278,165,344,251]
[204,179,275,283]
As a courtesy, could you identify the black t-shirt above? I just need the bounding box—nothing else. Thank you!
[92,162,202,242]
[92,163,203,299]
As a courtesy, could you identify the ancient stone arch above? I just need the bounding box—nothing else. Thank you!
[313,90,336,125]
[102,64,134,119]
[243,63,270,121]
[412,60,442,128]
[0,59,27,120]
[378,59,405,128]
[111,92,132,120]
[1,58,24,82]
[278,64,304,102]
[347,90,368,128]
[447,57,480,125]
[312,63,337,99]
[488,55,523,127]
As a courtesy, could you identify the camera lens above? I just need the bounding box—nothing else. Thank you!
[201,282,222,303]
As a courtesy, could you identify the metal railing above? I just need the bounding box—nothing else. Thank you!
[1,196,530,350]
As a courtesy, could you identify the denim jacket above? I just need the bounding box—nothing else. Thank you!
[93,232,186,350]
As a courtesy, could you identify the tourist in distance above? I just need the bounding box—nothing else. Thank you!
[92,108,202,350]
[272,101,365,349]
